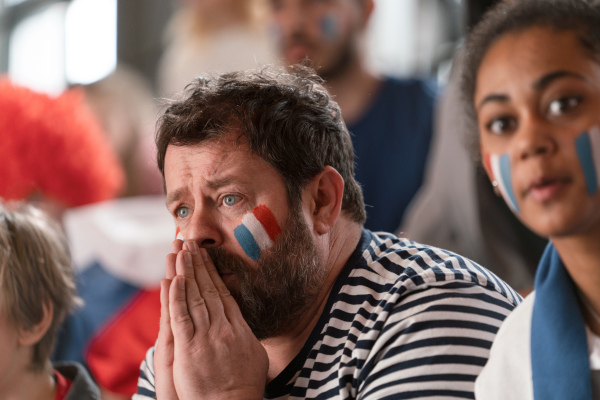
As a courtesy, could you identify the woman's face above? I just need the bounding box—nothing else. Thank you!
[475,26,600,238]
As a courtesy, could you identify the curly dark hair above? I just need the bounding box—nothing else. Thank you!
[461,0,600,159]
[156,65,366,224]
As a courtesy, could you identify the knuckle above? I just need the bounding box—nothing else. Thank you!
[172,313,192,325]
[188,295,206,308]
[200,286,221,299]
[211,325,235,342]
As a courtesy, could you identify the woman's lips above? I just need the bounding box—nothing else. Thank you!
[525,176,570,202]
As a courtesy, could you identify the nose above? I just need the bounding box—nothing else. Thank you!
[185,205,223,248]
[514,117,558,161]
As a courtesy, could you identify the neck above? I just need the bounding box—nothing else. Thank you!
[552,227,600,336]
[0,361,55,400]
[262,221,362,381]
[322,57,382,126]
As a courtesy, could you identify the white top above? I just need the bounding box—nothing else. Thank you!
[475,292,600,400]
[63,195,175,288]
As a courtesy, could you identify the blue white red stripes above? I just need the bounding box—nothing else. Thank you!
[234,205,282,260]
[486,152,520,214]
[175,227,185,241]
[575,125,600,195]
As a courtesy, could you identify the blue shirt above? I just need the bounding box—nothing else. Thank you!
[348,77,436,232]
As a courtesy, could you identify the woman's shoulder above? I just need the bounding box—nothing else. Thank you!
[475,293,536,400]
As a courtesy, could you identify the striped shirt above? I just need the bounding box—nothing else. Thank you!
[135,230,520,399]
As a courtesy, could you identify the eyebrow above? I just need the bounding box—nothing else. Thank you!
[477,94,509,111]
[166,187,187,207]
[477,70,587,111]
[533,70,586,91]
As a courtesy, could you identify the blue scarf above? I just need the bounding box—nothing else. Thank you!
[531,243,592,399]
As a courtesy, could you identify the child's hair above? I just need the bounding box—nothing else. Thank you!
[0,201,81,370]
[460,0,600,159]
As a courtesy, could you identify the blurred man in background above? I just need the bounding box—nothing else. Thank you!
[270,0,437,232]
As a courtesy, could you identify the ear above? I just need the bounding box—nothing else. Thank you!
[305,166,344,235]
[18,301,53,347]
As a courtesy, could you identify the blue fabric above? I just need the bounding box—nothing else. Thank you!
[347,77,436,232]
[531,243,591,399]
[575,131,598,195]
[53,261,140,364]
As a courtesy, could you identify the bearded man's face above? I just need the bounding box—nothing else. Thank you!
[207,204,324,340]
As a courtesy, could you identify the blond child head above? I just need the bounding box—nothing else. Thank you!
[0,201,81,371]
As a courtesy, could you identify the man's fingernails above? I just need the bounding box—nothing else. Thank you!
[188,240,199,255]
[184,251,192,266]
[178,276,185,290]
[201,248,209,261]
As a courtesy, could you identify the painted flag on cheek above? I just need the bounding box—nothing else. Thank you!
[176,226,185,241]
[486,152,520,214]
[575,125,600,195]
[234,205,282,260]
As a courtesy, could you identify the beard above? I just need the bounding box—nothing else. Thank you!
[206,206,325,340]
[284,30,357,82]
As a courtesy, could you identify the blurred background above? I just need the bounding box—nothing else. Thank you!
[0,0,463,96]
[1,2,547,398]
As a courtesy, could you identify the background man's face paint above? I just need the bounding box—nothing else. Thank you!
[176,226,185,241]
[234,205,282,261]
[485,152,520,214]
[320,14,338,40]
[575,125,600,195]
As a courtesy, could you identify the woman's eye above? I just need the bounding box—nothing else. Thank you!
[222,195,239,207]
[548,96,581,115]
[177,207,189,219]
[487,117,516,135]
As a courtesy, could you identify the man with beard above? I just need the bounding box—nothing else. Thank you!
[269,0,436,233]
[134,66,519,400]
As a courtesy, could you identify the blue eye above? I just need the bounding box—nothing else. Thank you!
[223,195,239,207]
[177,207,189,218]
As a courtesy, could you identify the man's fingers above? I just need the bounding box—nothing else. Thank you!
[184,242,230,324]
[156,279,174,366]
[168,276,197,343]
[159,278,173,344]
[197,246,230,294]
[155,279,179,400]
[166,253,177,280]
[172,238,184,254]
[201,249,246,326]
[173,249,211,335]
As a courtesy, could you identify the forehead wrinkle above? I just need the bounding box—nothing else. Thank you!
[196,146,260,194]
[166,187,187,207]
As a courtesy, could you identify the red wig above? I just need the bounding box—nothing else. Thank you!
[0,78,124,207]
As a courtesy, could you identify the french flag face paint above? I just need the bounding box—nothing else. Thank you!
[234,205,282,261]
[575,125,600,195]
[485,152,520,214]
[175,227,185,241]
[320,15,338,39]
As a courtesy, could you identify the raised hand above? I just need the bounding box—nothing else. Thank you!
[154,238,184,400]
[169,240,268,400]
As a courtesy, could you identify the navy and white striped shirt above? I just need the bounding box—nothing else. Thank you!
[135,230,520,399]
